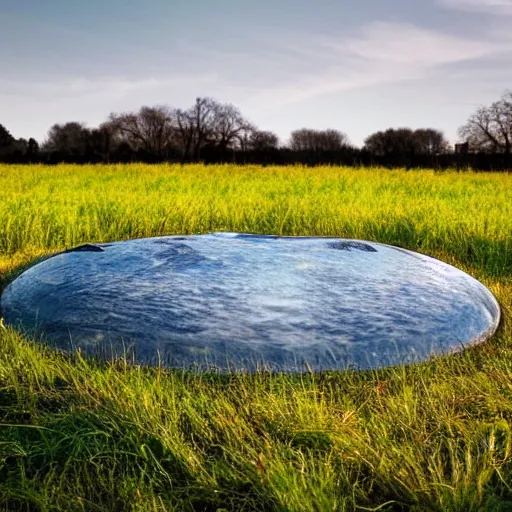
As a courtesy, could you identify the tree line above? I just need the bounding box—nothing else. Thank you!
[1,90,511,170]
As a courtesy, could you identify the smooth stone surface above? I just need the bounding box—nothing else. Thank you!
[1,233,501,372]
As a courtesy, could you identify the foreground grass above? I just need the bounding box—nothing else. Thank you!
[1,164,512,511]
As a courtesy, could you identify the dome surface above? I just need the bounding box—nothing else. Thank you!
[1,233,500,371]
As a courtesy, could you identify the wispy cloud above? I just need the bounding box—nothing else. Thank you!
[339,22,496,65]
[2,20,506,112]
[0,74,219,101]
[438,0,512,14]
[246,21,510,106]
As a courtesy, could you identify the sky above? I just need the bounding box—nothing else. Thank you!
[1,0,511,147]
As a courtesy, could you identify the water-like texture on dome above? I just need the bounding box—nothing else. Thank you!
[1,233,500,372]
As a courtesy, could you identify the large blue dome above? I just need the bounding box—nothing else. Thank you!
[1,233,500,372]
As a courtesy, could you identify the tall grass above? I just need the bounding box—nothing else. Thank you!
[1,164,511,511]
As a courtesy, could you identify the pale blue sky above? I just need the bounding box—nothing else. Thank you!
[1,0,511,146]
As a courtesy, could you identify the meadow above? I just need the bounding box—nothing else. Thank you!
[0,163,511,512]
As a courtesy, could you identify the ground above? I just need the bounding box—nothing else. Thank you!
[0,164,511,511]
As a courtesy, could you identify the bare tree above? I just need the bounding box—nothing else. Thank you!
[0,124,15,148]
[322,129,350,150]
[364,128,414,156]
[174,108,195,161]
[289,128,349,151]
[0,124,16,159]
[42,122,91,157]
[108,106,174,158]
[0,124,39,161]
[247,130,280,151]
[173,98,253,159]
[88,125,114,162]
[364,128,448,156]
[173,98,218,160]
[413,128,450,155]
[27,138,39,157]
[211,102,253,150]
[458,90,512,154]
[290,129,310,151]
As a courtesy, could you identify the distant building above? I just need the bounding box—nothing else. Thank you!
[455,142,469,154]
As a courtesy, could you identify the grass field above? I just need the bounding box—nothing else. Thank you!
[1,163,512,512]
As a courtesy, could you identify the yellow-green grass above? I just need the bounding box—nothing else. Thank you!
[0,164,511,511]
